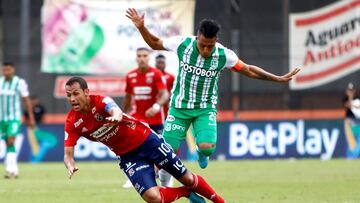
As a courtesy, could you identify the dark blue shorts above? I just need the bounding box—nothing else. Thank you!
[150,124,163,135]
[119,132,187,195]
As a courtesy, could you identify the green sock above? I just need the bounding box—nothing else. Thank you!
[7,145,15,153]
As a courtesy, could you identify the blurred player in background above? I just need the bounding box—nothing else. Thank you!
[343,83,360,158]
[63,76,225,203]
[122,48,169,188]
[127,8,300,176]
[24,95,46,124]
[0,62,35,178]
[154,54,174,118]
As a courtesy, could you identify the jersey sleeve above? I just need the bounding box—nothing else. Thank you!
[64,118,81,147]
[17,79,30,97]
[162,36,186,52]
[224,48,246,71]
[102,96,119,113]
[154,71,167,91]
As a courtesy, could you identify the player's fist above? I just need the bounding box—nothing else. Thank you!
[145,103,160,118]
[104,114,123,127]
[126,8,145,28]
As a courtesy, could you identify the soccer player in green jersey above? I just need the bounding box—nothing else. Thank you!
[126,8,300,182]
[0,62,35,178]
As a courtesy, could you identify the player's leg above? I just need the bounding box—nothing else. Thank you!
[149,124,166,184]
[161,109,192,187]
[122,125,166,189]
[178,172,225,203]
[150,124,164,135]
[120,157,162,202]
[186,126,198,161]
[149,132,224,203]
[0,122,10,178]
[192,109,217,169]
[119,134,192,203]
[4,121,21,178]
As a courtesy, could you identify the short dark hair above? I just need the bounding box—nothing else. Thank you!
[155,54,166,60]
[65,76,88,90]
[136,47,150,52]
[198,19,220,38]
[3,61,15,67]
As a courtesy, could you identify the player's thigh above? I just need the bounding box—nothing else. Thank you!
[150,124,164,135]
[192,109,217,144]
[119,157,156,196]
[6,121,21,137]
[163,114,192,151]
[0,122,7,139]
[147,133,188,180]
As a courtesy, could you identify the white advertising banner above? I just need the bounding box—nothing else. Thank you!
[289,0,360,89]
[41,0,195,75]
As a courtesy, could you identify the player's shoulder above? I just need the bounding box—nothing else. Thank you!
[126,68,139,78]
[175,36,195,46]
[65,109,77,124]
[164,71,175,78]
[91,94,108,106]
[149,67,163,75]
[13,75,26,83]
[216,43,237,57]
[215,42,230,51]
[171,35,193,42]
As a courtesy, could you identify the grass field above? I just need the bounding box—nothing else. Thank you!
[0,159,359,203]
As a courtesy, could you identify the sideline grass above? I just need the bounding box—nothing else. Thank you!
[0,159,359,203]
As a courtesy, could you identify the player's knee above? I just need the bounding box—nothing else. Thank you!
[178,171,194,187]
[142,189,162,203]
[198,144,216,156]
[6,137,15,146]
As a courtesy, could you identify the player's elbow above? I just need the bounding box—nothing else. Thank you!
[149,43,162,51]
[148,40,165,51]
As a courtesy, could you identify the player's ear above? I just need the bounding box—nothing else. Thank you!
[84,88,90,96]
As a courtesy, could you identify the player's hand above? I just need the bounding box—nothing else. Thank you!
[276,67,301,82]
[145,107,159,118]
[126,8,145,28]
[104,114,123,127]
[68,166,79,179]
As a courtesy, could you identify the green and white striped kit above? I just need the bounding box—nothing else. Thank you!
[0,76,23,121]
[170,37,231,109]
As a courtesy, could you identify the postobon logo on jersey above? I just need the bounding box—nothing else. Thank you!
[181,61,217,77]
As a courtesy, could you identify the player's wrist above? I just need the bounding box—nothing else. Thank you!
[152,103,161,112]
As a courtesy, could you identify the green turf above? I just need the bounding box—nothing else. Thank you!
[0,159,359,203]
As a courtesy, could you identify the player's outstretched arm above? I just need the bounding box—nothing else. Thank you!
[64,147,79,179]
[104,106,123,127]
[237,64,301,82]
[126,8,166,50]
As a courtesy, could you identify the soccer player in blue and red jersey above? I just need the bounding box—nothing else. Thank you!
[154,54,175,119]
[63,77,225,203]
[123,48,169,135]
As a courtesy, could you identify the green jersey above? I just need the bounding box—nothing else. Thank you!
[0,76,29,121]
[163,36,239,109]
